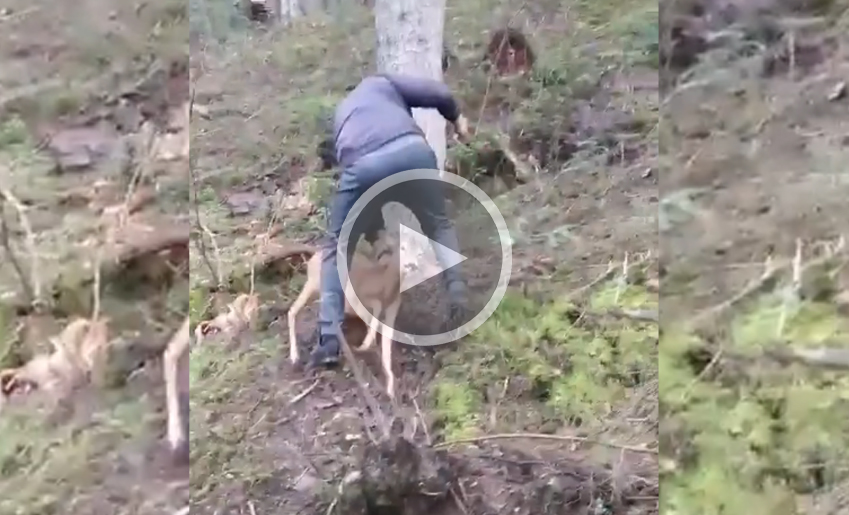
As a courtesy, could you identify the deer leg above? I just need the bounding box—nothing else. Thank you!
[164,333,189,463]
[356,300,383,352]
[381,298,401,399]
[287,278,318,364]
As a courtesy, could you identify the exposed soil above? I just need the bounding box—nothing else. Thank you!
[660,0,849,315]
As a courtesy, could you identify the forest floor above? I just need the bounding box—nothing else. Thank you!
[0,1,189,514]
[3,0,845,513]
[660,0,849,513]
[190,0,660,514]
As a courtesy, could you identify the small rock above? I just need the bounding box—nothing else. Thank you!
[47,126,120,174]
[224,191,267,217]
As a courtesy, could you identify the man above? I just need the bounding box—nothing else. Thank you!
[309,73,471,368]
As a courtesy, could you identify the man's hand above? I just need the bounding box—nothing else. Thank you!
[454,114,471,143]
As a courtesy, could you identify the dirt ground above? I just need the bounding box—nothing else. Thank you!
[660,0,849,513]
[0,1,189,514]
[190,1,658,514]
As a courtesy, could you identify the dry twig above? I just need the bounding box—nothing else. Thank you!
[337,322,389,440]
[693,237,846,331]
[93,118,158,320]
[565,261,617,300]
[433,432,657,455]
[250,187,292,295]
[691,255,784,328]
[765,345,849,371]
[188,87,223,290]
[776,238,803,338]
[288,379,320,406]
[0,186,41,306]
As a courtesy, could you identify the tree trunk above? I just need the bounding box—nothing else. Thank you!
[374,0,449,294]
[298,0,325,16]
[278,0,302,24]
[374,0,447,171]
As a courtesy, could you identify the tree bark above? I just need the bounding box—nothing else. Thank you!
[374,0,447,170]
[278,0,302,24]
[373,0,449,279]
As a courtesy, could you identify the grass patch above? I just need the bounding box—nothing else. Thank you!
[660,297,849,514]
[188,333,281,497]
[0,394,152,515]
[430,281,657,441]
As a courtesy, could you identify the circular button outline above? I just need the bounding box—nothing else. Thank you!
[337,168,512,347]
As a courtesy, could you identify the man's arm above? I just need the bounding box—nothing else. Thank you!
[382,74,461,123]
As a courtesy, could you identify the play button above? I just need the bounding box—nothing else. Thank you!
[398,223,467,293]
[337,167,512,347]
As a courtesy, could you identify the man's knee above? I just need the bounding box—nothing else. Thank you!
[320,235,338,260]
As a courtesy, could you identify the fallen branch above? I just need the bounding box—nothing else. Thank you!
[288,379,320,406]
[691,256,785,329]
[605,308,659,323]
[0,186,42,307]
[564,261,617,300]
[199,221,225,289]
[250,184,296,295]
[432,432,657,455]
[337,321,389,441]
[692,238,846,331]
[565,253,650,303]
[765,345,849,371]
[188,87,223,291]
[0,203,34,303]
[109,224,190,264]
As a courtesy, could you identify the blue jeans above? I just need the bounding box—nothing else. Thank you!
[317,135,465,340]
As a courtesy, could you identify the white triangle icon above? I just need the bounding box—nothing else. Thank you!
[398,223,467,293]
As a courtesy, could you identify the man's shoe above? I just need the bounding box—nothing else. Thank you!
[309,334,341,368]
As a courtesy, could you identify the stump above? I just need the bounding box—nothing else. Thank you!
[338,436,455,515]
[484,27,536,77]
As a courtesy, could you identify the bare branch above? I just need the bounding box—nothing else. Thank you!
[765,345,849,371]
[188,86,223,291]
[0,186,41,307]
[0,202,34,303]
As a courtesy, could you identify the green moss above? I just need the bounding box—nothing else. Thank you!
[430,281,657,437]
[188,287,209,326]
[189,336,278,494]
[590,281,657,310]
[0,117,29,149]
[431,380,482,440]
[661,296,849,515]
[733,299,849,349]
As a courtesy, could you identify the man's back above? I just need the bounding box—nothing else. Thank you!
[333,74,460,169]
